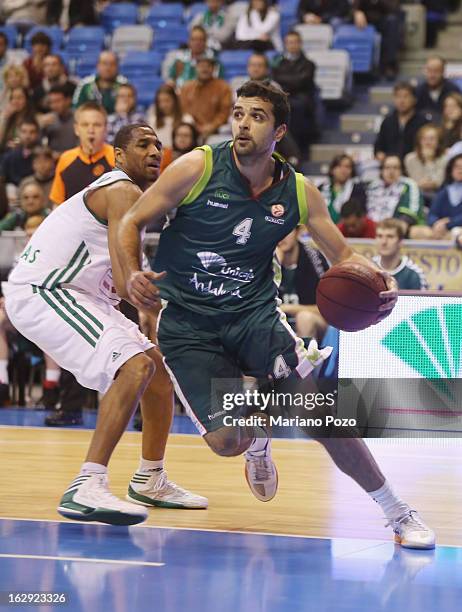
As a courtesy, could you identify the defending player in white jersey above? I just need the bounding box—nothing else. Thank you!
[3,123,207,526]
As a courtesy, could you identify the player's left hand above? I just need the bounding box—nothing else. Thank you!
[376,272,398,321]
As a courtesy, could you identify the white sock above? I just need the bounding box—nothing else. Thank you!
[368,480,410,520]
[45,368,60,383]
[246,427,269,456]
[138,458,164,473]
[0,360,9,384]
[80,462,107,475]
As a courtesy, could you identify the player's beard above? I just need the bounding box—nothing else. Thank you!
[233,136,257,158]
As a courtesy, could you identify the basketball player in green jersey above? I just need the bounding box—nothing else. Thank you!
[118,82,435,549]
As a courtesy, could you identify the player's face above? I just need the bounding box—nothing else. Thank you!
[21,185,45,215]
[75,110,107,153]
[121,127,162,184]
[376,228,400,258]
[232,97,286,158]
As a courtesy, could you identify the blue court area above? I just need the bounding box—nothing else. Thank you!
[0,518,460,612]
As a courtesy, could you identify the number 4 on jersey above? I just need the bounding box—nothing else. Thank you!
[233,218,253,245]
[273,355,291,379]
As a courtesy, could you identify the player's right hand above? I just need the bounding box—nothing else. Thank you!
[126,270,166,309]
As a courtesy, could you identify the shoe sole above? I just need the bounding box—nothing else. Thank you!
[57,506,147,526]
[394,534,436,550]
[126,488,208,509]
[244,463,278,502]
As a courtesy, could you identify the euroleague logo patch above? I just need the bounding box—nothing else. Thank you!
[271,204,285,218]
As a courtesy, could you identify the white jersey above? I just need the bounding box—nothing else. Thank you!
[6,169,134,306]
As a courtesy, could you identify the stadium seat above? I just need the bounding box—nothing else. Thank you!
[100,3,139,33]
[294,24,333,53]
[24,26,64,52]
[73,54,100,79]
[120,51,163,79]
[153,25,189,54]
[0,25,18,48]
[307,49,352,102]
[131,76,164,108]
[333,25,380,74]
[111,25,153,55]
[220,50,253,79]
[145,3,184,28]
[278,0,298,19]
[66,27,105,55]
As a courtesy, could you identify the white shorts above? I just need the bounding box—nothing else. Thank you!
[3,284,154,394]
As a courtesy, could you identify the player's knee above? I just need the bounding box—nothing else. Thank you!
[120,353,155,386]
[204,429,243,457]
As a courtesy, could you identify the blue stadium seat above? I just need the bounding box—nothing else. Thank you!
[100,3,138,33]
[131,76,164,108]
[145,3,184,27]
[220,50,253,79]
[73,54,100,79]
[120,51,163,79]
[187,3,207,23]
[153,25,189,53]
[66,27,105,55]
[333,25,380,74]
[278,0,298,19]
[0,25,18,48]
[24,26,64,52]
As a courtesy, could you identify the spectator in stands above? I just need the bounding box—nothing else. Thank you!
[41,84,77,153]
[318,154,367,223]
[0,86,36,154]
[167,25,222,89]
[180,56,232,142]
[0,64,29,109]
[404,124,447,203]
[0,119,40,194]
[47,101,114,426]
[19,147,56,205]
[366,155,425,237]
[160,121,200,172]
[0,179,49,233]
[73,51,128,115]
[106,84,145,145]
[1,0,47,25]
[0,33,12,101]
[374,82,428,162]
[46,0,99,30]
[23,32,52,90]
[297,0,351,28]
[147,84,193,149]
[234,0,283,52]
[338,198,376,238]
[415,56,460,123]
[373,219,428,289]
[32,54,76,114]
[275,226,328,341]
[441,92,462,149]
[190,0,235,50]
[427,154,462,239]
[352,0,402,80]
[50,101,114,206]
[272,30,319,160]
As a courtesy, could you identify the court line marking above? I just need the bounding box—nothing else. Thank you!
[0,516,460,549]
[0,553,164,567]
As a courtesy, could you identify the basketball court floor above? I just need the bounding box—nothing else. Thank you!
[1,409,461,611]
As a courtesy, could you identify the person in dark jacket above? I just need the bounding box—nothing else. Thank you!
[271,30,319,159]
[415,56,460,124]
[427,154,462,239]
[375,82,428,162]
[297,0,350,27]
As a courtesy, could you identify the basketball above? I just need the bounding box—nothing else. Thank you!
[316,262,389,332]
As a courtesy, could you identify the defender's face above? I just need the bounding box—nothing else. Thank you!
[119,127,162,184]
[376,228,400,258]
[232,96,285,157]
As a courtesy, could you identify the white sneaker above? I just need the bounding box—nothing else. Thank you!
[58,473,148,526]
[245,439,278,502]
[127,470,208,509]
[387,510,436,549]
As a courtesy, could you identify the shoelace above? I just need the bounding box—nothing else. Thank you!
[151,472,192,497]
[385,510,426,531]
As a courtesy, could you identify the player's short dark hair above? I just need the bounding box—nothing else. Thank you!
[376,218,407,240]
[114,123,156,151]
[340,199,367,219]
[31,31,52,48]
[236,80,290,128]
[393,81,416,97]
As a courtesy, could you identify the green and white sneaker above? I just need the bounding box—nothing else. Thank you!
[127,470,208,509]
[58,473,148,526]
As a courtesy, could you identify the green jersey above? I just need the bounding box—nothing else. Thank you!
[153,141,308,315]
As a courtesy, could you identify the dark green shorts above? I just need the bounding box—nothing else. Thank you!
[157,301,312,434]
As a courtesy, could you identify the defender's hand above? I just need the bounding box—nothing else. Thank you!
[376,272,398,322]
[126,270,166,309]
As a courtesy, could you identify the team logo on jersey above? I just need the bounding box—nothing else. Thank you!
[92,164,106,177]
[214,189,230,200]
[112,351,121,362]
[271,204,285,218]
[197,251,227,269]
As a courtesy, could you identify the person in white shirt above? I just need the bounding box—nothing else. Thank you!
[234,0,282,52]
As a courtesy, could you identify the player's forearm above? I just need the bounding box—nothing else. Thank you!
[117,215,143,277]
